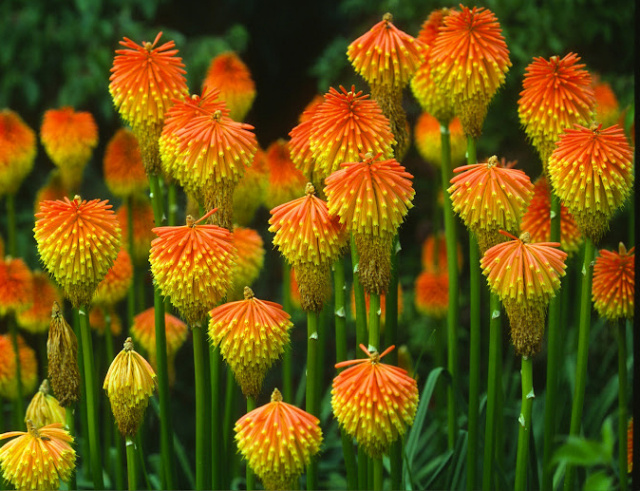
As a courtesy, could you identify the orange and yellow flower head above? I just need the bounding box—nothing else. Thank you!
[0,257,33,316]
[289,95,325,185]
[209,287,292,398]
[103,128,148,197]
[592,243,634,321]
[109,32,188,175]
[481,231,567,356]
[326,153,414,294]
[264,139,307,210]
[34,196,121,307]
[0,421,76,490]
[233,147,268,226]
[0,109,36,196]
[592,77,620,128]
[430,5,511,138]
[47,302,80,407]
[149,210,236,325]
[34,170,68,214]
[25,380,66,427]
[202,52,256,122]
[414,113,466,168]
[235,388,323,490]
[332,345,418,458]
[520,176,582,255]
[421,233,463,273]
[93,248,133,307]
[0,335,38,400]
[16,271,61,334]
[40,107,98,191]
[103,337,157,437]
[449,156,534,252]
[309,86,395,182]
[518,53,595,167]
[414,271,449,319]
[228,226,265,301]
[116,195,156,265]
[547,124,634,243]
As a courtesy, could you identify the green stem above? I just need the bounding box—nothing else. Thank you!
[106,325,125,491]
[482,293,501,491]
[282,261,293,402]
[618,321,628,491]
[351,238,368,354]
[78,305,104,490]
[357,451,368,491]
[6,193,16,257]
[210,346,221,490]
[149,174,165,226]
[126,437,137,491]
[65,406,77,490]
[306,310,319,490]
[564,238,596,491]
[468,234,481,485]
[368,293,381,352]
[168,182,178,226]
[222,368,236,489]
[136,432,152,490]
[192,325,208,491]
[72,310,91,482]
[542,193,563,490]
[246,396,256,491]
[373,458,383,491]
[515,356,534,491]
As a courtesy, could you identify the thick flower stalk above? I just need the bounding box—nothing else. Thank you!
[103,128,148,198]
[25,380,66,427]
[0,421,76,490]
[47,302,80,407]
[332,345,419,458]
[548,123,634,243]
[209,287,292,398]
[228,226,265,300]
[414,113,466,168]
[592,243,634,321]
[264,139,307,210]
[235,388,323,490]
[0,109,36,197]
[430,6,511,138]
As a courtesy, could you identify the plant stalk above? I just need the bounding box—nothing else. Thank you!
[351,238,368,353]
[246,396,256,491]
[282,261,293,402]
[105,324,125,491]
[306,310,319,490]
[65,406,77,490]
[468,233,481,488]
[482,292,501,490]
[618,321,628,491]
[192,325,209,491]
[126,437,137,491]
[210,346,221,490]
[515,356,534,491]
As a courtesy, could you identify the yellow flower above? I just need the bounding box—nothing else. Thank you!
[25,380,66,427]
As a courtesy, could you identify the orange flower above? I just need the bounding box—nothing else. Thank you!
[520,176,582,255]
[103,128,148,197]
[481,231,567,356]
[332,344,418,457]
[414,271,449,319]
[93,248,133,307]
[34,196,121,307]
[0,421,76,490]
[430,6,511,137]
[593,81,619,128]
[449,156,534,252]
[116,195,156,265]
[0,257,33,316]
[233,147,269,225]
[518,53,595,166]
[417,8,454,47]
[16,271,62,334]
[48,302,81,406]
[228,226,265,300]
[40,107,98,191]
[235,388,322,490]
[0,109,36,196]
[149,209,236,325]
[289,95,324,184]
[202,52,256,121]
[547,124,634,242]
[263,139,307,210]
[89,307,122,337]
[209,287,292,397]
[33,170,68,214]
[25,380,66,427]
[421,233,463,273]
[0,335,38,400]
[414,113,466,168]
[309,86,395,181]
[592,243,634,321]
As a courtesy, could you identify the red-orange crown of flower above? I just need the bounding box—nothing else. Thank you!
[592,77,620,127]
[332,345,419,457]
[235,388,323,490]
[16,271,61,334]
[309,86,396,180]
[414,271,449,319]
[547,123,634,242]
[109,32,188,129]
[414,113,466,167]
[149,209,236,325]
[202,52,256,121]
[103,128,148,197]
[347,13,425,89]
[263,139,307,210]
[289,95,325,182]
[417,8,454,48]
[0,257,33,316]
[34,196,121,307]
[93,247,133,306]
[131,307,188,358]
[592,243,634,320]
[518,53,595,164]
[209,287,293,397]
[0,109,36,196]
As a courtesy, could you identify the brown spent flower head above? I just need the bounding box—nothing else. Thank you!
[414,271,449,319]
[47,302,81,406]
[547,124,634,242]
[263,139,307,210]
[0,109,36,196]
[209,287,293,398]
[592,77,620,127]
[481,231,567,356]
[104,337,157,437]
[89,306,122,337]
[592,243,634,321]
[16,271,62,334]
[0,421,76,490]
[25,380,66,427]
[520,176,582,255]
[449,156,534,252]
[332,345,419,457]
[149,209,236,325]
[235,388,323,490]
[40,107,98,191]
[289,95,325,185]
[116,194,156,265]
[93,248,133,307]
[430,5,511,137]
[518,53,595,166]
[228,226,265,300]
[414,113,466,168]
[0,256,33,316]
[33,170,68,214]
[202,52,256,121]
[103,128,148,197]
[233,147,269,225]
[34,196,121,307]
[0,335,38,400]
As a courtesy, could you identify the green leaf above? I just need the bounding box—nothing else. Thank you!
[405,366,444,462]
[551,437,609,467]
[582,470,613,491]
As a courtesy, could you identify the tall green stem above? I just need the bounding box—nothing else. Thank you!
[246,396,256,490]
[282,261,293,402]
[192,325,208,491]
[468,234,481,486]
[515,356,534,491]
[78,305,104,490]
[126,437,137,491]
[618,321,628,491]
[543,193,563,489]
[167,183,178,226]
[65,406,77,490]
[351,238,368,352]
[368,293,381,352]
[210,346,221,490]
[106,325,125,491]
[306,310,319,490]
[373,458,383,491]
[564,238,596,491]
[222,368,236,489]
